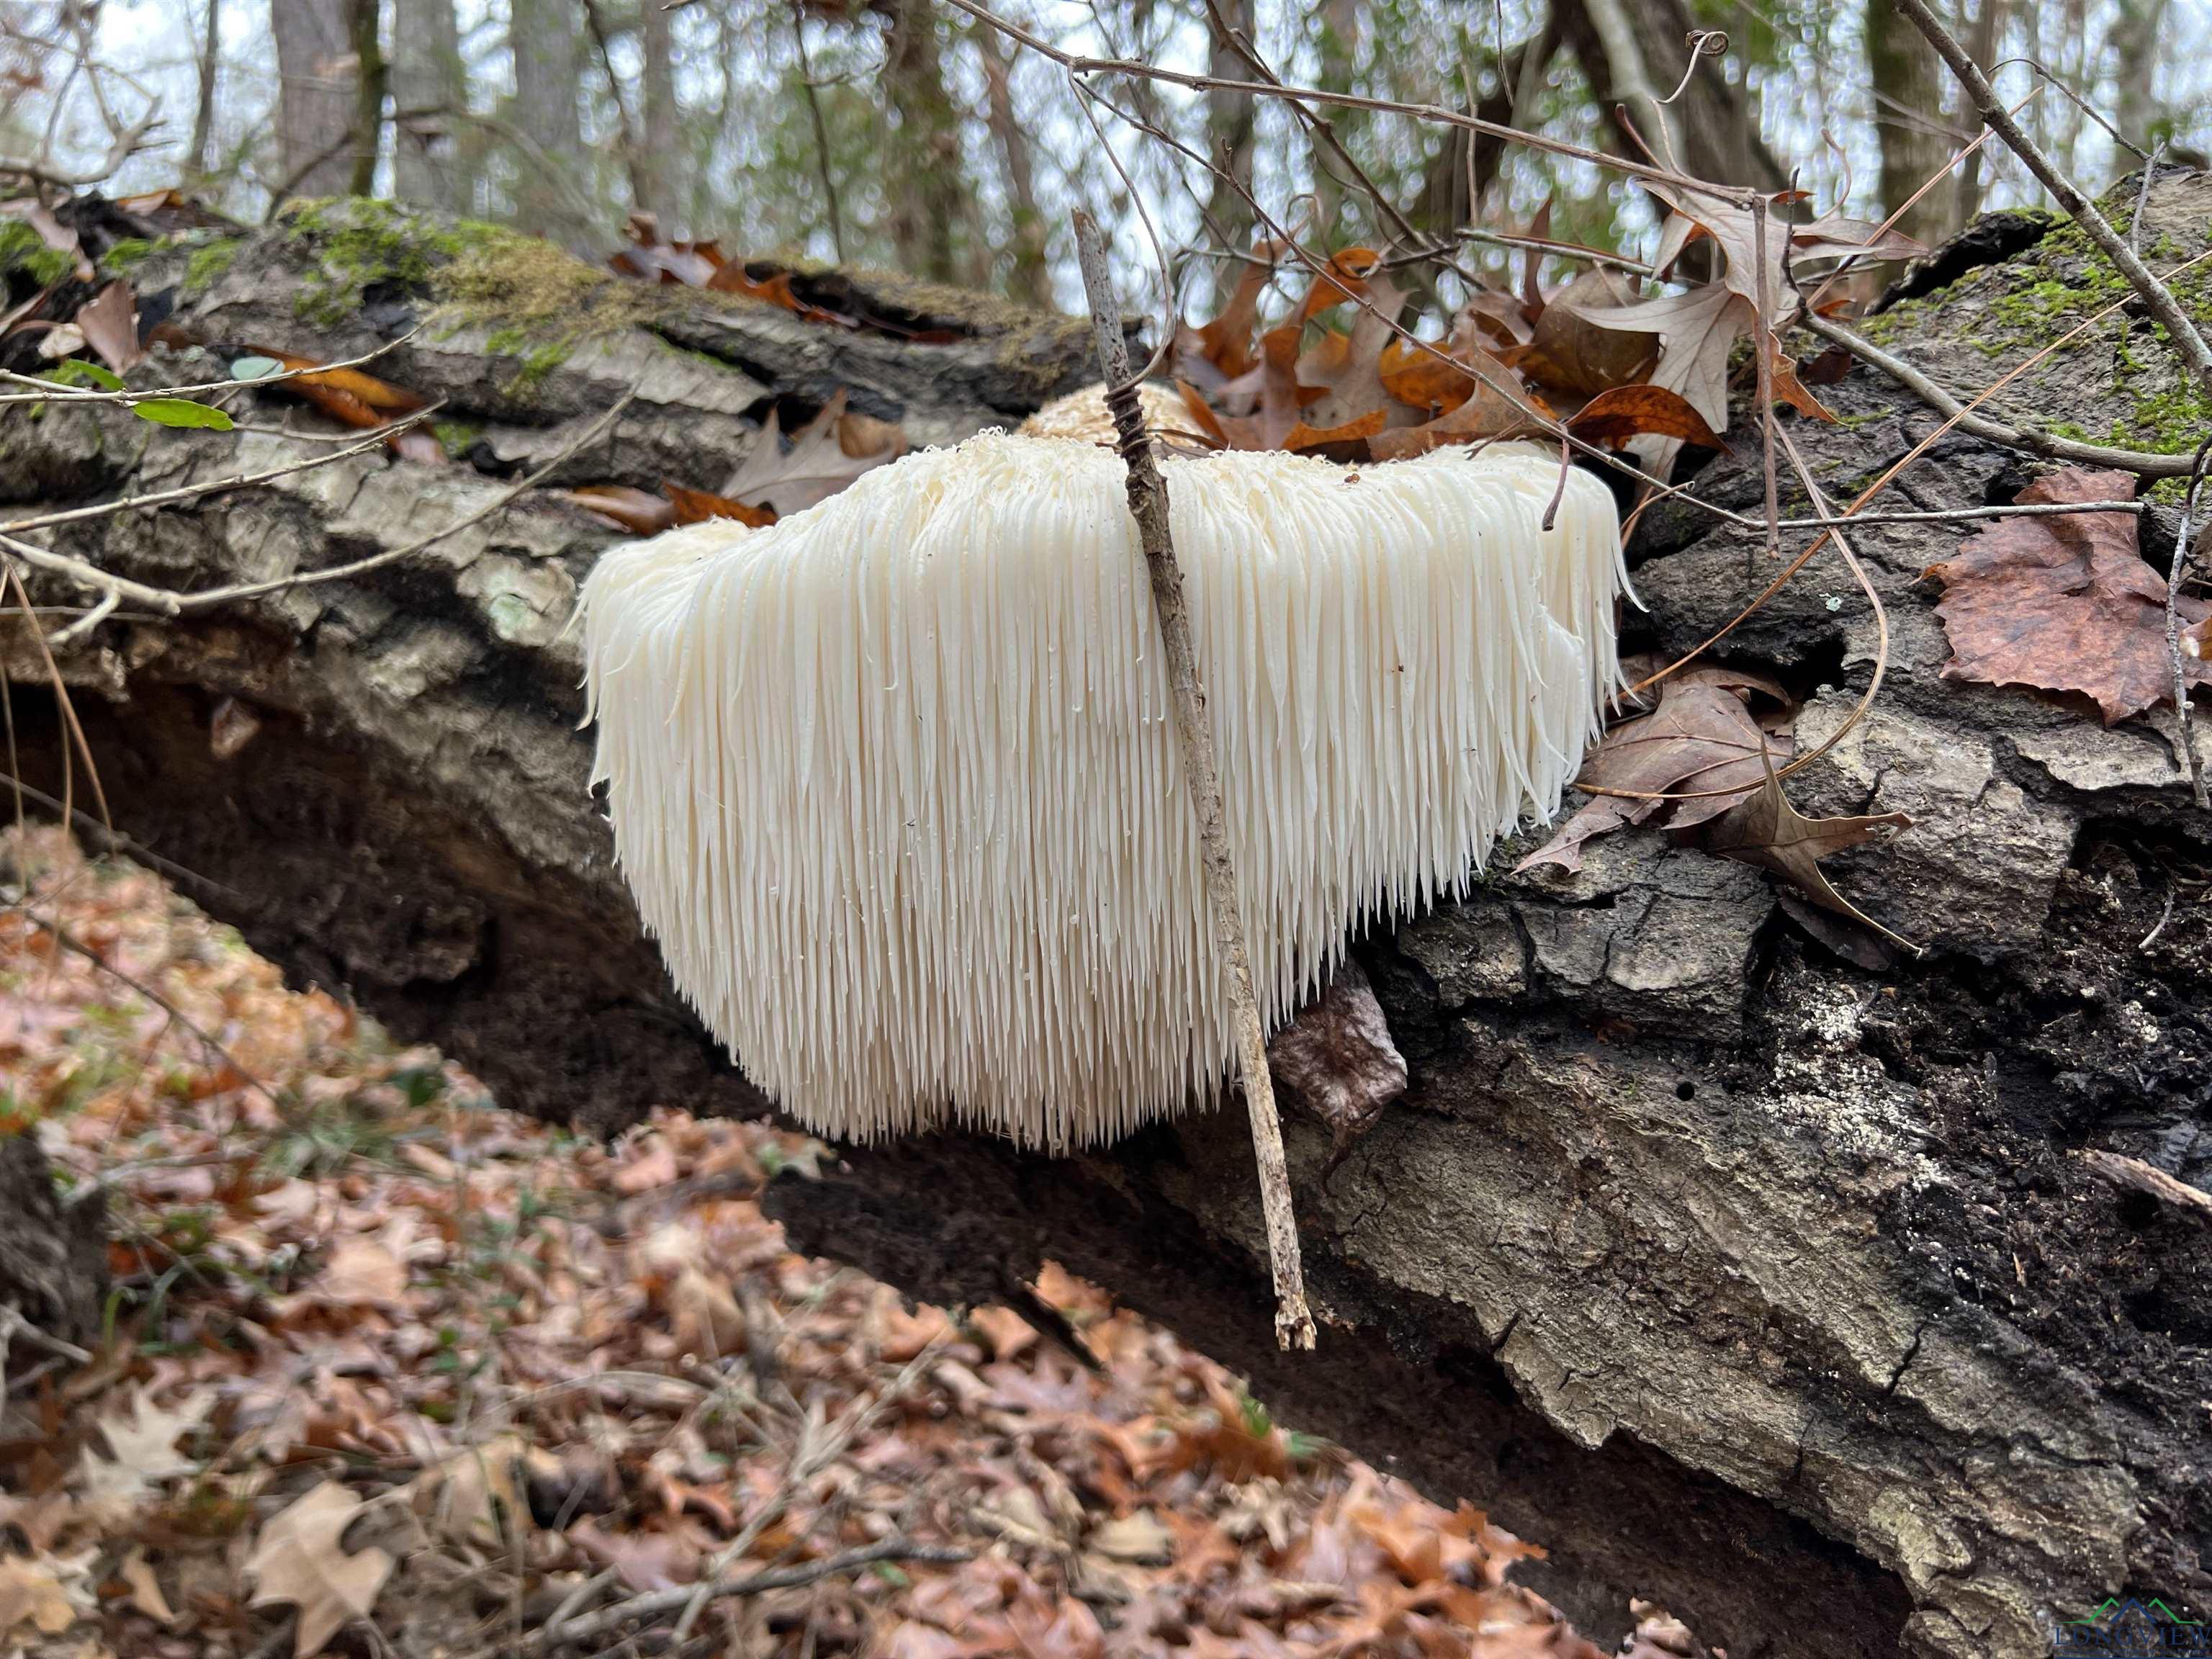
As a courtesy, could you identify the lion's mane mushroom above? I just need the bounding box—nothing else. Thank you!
[583,433,1627,1153]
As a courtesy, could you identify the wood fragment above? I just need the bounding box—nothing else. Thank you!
[1071,209,1316,1352]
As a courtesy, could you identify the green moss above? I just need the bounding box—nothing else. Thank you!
[100,237,161,275]
[0,220,72,288]
[181,235,242,297]
[430,418,482,457]
[277,196,516,327]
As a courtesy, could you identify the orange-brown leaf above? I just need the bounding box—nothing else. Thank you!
[556,485,677,536]
[665,484,774,529]
[1565,383,1729,452]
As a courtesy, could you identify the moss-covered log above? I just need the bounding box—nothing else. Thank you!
[9,184,2212,1659]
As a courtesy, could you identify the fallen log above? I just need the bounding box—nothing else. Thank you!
[9,186,2212,1659]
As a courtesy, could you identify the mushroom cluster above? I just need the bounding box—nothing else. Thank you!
[583,432,1627,1152]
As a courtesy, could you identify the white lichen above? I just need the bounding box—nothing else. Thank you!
[583,433,1627,1152]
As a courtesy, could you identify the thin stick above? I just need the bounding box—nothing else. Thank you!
[1892,0,2212,401]
[1071,209,1316,1353]
[1750,195,1781,575]
[2170,438,2211,809]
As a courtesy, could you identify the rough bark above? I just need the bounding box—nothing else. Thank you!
[1202,0,1258,289]
[0,1136,107,1352]
[877,0,968,286]
[505,0,590,246]
[1557,0,1786,190]
[390,0,467,212]
[1866,0,1961,244]
[7,189,2212,1659]
[271,0,356,200]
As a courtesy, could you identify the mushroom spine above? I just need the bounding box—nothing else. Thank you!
[583,433,1627,1153]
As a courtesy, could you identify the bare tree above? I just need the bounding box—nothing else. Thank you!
[390,0,466,210]
[1865,0,1959,242]
[271,0,357,198]
[2111,0,2170,151]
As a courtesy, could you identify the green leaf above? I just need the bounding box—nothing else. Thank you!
[229,354,284,382]
[40,360,124,392]
[131,398,233,431]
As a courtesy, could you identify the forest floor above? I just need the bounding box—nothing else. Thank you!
[0,830,1678,1659]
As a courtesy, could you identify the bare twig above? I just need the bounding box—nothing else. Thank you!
[2169,438,2211,808]
[1750,194,1781,571]
[1804,310,2212,480]
[1073,209,1315,1352]
[534,1540,971,1652]
[1893,0,2212,402]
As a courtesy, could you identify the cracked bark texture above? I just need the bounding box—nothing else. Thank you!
[9,188,2212,1659]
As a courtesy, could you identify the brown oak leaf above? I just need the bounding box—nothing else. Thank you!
[1925,467,2211,723]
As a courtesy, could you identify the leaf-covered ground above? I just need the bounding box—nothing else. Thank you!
[0,830,1673,1659]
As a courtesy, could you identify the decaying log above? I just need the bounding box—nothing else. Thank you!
[9,185,2212,1659]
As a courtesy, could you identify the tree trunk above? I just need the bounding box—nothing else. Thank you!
[1865,0,1960,244]
[505,0,590,246]
[1557,0,1786,189]
[348,0,386,199]
[390,0,466,212]
[1950,0,2004,228]
[976,23,1049,309]
[1202,0,1259,282]
[10,191,2212,1659]
[271,0,357,200]
[878,0,967,284]
[2110,0,2168,155]
[188,0,221,183]
[640,0,681,230]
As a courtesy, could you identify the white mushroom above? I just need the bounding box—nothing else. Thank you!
[583,433,1627,1153]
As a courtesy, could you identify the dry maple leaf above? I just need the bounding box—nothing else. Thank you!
[246,1480,396,1658]
[727,389,906,518]
[1926,467,2211,723]
[1694,741,1913,951]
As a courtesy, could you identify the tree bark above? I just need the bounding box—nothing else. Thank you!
[1866,0,1960,243]
[976,23,1049,309]
[390,0,466,211]
[878,0,968,284]
[1202,0,1258,286]
[9,192,2212,1659]
[505,0,590,246]
[271,0,357,199]
[188,0,221,184]
[348,0,386,199]
[1557,0,1786,189]
[639,0,681,230]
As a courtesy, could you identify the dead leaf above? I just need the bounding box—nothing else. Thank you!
[725,390,904,518]
[1574,283,1748,437]
[406,1435,539,1549]
[1511,267,1657,398]
[245,1481,395,1657]
[1174,243,1282,390]
[73,282,140,372]
[0,1553,87,1639]
[1694,741,1912,949]
[556,485,678,536]
[117,1547,174,1624]
[1518,665,1793,875]
[1087,1509,1174,1564]
[313,1236,408,1307]
[665,483,773,529]
[667,1266,746,1358]
[1266,961,1404,1172]
[238,347,427,428]
[1565,383,1730,452]
[77,1387,212,1524]
[1926,467,2209,723]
